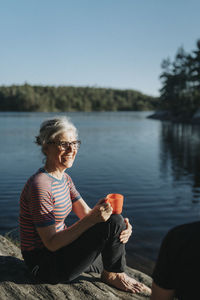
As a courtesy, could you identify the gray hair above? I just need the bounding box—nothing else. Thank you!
[35,116,78,154]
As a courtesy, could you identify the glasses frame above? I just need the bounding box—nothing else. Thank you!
[47,140,81,150]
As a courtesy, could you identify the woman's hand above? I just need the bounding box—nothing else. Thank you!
[119,218,132,244]
[87,199,113,225]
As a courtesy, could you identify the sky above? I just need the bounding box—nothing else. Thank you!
[0,0,200,96]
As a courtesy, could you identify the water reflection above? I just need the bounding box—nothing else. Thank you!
[160,122,200,204]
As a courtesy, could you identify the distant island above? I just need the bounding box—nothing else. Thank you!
[0,84,158,112]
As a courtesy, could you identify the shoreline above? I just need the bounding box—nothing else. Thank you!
[148,110,200,124]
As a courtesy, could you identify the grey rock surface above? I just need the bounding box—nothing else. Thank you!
[0,235,152,299]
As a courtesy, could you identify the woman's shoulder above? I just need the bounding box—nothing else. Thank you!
[63,172,72,181]
[28,168,54,189]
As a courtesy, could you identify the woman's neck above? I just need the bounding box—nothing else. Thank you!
[44,163,66,180]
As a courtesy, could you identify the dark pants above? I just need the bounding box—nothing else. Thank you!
[22,214,126,284]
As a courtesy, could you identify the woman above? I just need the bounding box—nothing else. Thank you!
[19,116,150,294]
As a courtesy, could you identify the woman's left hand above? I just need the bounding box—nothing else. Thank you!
[119,218,132,244]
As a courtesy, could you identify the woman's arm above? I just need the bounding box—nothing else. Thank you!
[37,215,94,252]
[37,199,112,252]
[72,197,91,219]
[73,198,133,244]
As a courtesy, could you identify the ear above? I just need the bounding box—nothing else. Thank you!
[42,144,49,156]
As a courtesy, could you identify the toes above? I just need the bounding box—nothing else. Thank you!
[139,283,151,294]
[130,282,151,294]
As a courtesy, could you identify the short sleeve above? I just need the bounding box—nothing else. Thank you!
[29,179,55,228]
[152,229,176,289]
[65,174,81,203]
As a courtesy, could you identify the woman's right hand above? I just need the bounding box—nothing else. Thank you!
[87,198,113,225]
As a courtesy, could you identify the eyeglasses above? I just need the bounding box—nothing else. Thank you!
[47,140,81,150]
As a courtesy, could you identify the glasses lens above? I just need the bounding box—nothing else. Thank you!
[60,141,81,150]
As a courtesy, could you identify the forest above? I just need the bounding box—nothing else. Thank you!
[0,84,158,112]
[2,40,199,114]
[160,39,200,117]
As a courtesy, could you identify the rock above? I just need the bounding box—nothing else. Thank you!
[148,109,200,124]
[191,108,200,124]
[147,111,172,120]
[0,235,152,299]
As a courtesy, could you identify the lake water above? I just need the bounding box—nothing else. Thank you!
[1,111,200,262]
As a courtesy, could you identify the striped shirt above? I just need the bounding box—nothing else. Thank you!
[19,168,81,251]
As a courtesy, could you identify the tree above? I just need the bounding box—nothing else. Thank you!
[159,39,200,115]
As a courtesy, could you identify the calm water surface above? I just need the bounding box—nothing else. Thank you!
[1,111,200,261]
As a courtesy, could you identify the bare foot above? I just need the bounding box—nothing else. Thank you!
[101,270,151,294]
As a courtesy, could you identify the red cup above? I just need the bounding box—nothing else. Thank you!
[105,193,124,214]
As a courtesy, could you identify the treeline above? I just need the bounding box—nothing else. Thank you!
[160,39,200,116]
[0,84,158,112]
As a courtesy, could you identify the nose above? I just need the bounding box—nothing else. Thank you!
[65,145,73,152]
[65,144,77,153]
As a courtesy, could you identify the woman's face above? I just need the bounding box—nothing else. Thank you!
[45,131,78,170]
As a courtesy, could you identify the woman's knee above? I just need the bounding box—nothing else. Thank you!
[108,214,126,231]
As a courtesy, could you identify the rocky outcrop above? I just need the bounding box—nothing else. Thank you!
[191,108,200,124]
[0,235,152,299]
[147,111,172,121]
[148,109,200,124]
